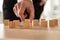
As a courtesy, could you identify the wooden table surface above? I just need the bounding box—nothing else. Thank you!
[4,19,60,40]
[4,28,60,40]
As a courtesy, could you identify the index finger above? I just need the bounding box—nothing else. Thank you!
[29,9,34,23]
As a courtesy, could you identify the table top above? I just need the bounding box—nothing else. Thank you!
[1,18,60,40]
[4,28,60,40]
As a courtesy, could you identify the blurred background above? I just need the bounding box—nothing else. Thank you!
[0,0,3,23]
[0,0,60,23]
[42,0,60,20]
[0,0,4,39]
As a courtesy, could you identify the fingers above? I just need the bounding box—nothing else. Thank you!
[19,2,27,21]
[29,7,34,23]
[13,3,18,17]
[13,2,26,21]
[26,2,34,23]
[13,1,35,22]
[13,3,20,17]
[19,13,27,21]
[30,12,34,23]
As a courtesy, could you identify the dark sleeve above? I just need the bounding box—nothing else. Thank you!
[3,0,20,21]
[33,0,45,19]
[3,0,17,11]
[33,0,41,5]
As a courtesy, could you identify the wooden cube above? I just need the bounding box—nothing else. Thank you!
[40,20,48,27]
[13,20,20,28]
[4,20,9,26]
[9,21,15,28]
[32,19,39,26]
[13,20,20,27]
[49,19,58,27]
[23,19,32,29]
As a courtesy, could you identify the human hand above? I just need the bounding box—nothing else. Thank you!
[13,0,34,22]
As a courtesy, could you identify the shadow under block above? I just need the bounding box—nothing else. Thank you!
[23,19,32,29]
[49,19,58,27]
[4,20,9,26]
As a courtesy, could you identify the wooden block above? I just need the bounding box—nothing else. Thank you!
[23,19,32,29]
[9,21,15,28]
[3,20,9,26]
[40,20,48,27]
[13,20,20,28]
[32,19,39,26]
[13,20,20,27]
[49,19,58,27]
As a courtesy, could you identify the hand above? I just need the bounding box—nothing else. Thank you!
[40,0,46,6]
[13,0,34,22]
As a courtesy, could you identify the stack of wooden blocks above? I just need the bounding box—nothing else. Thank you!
[4,19,58,29]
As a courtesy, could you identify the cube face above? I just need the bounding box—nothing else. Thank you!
[23,19,32,29]
[4,20,9,26]
[40,20,48,27]
[32,19,39,26]
[13,20,20,27]
[49,19,58,27]
[9,21,15,28]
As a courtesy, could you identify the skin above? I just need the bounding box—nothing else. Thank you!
[13,0,46,22]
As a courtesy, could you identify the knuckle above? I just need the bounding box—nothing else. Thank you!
[13,7,15,10]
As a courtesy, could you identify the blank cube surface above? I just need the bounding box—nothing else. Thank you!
[23,19,31,29]
[40,20,47,27]
[13,20,20,27]
[49,19,58,27]
[33,19,39,26]
[13,20,20,28]
[9,21,15,28]
[4,20,9,26]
